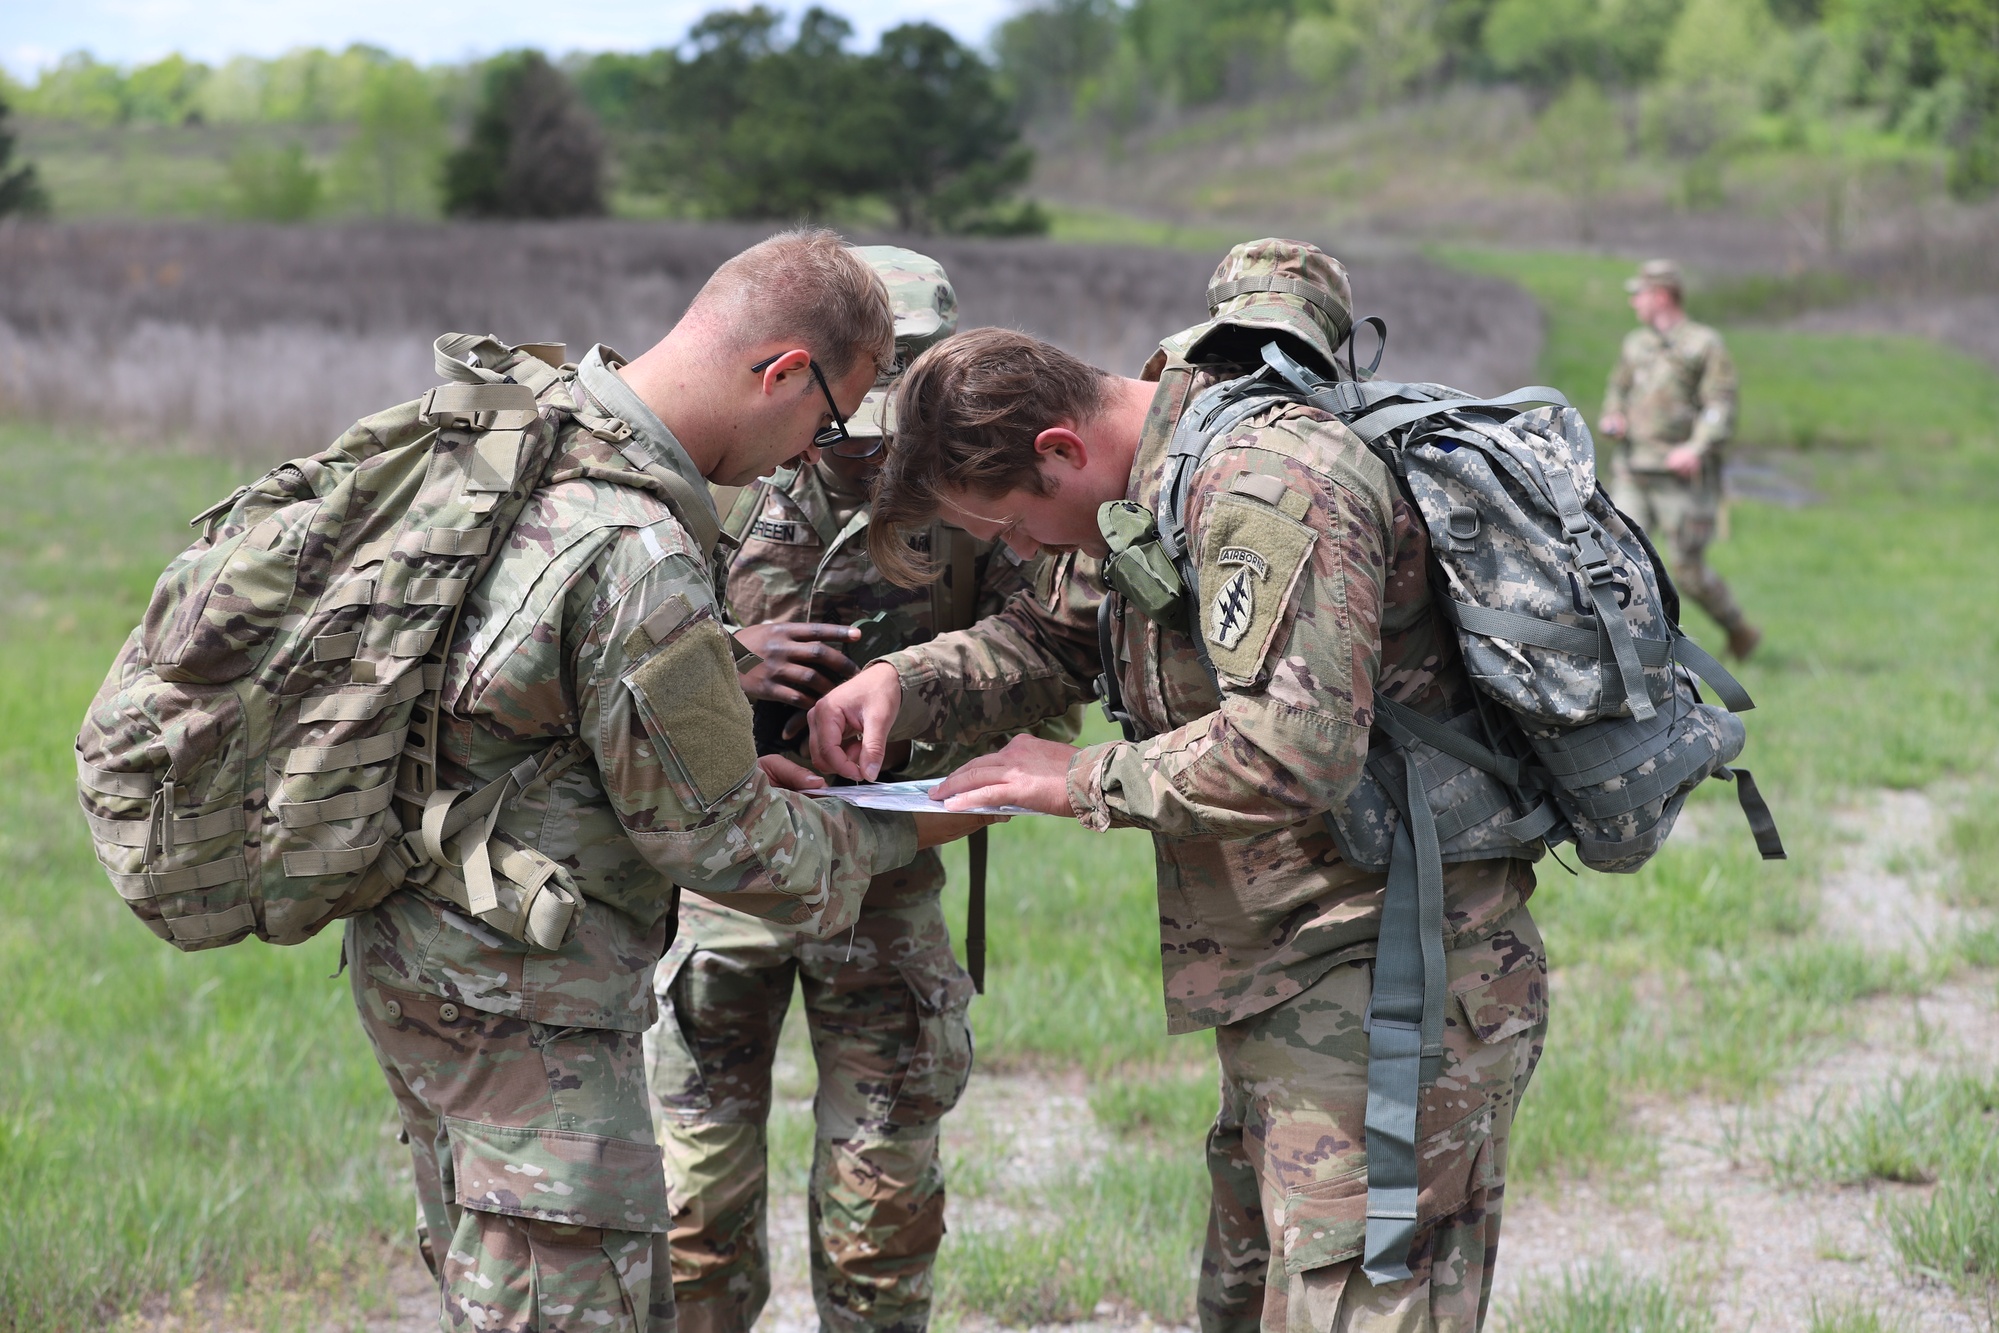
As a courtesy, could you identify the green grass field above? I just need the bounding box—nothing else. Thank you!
[5,249,1999,1327]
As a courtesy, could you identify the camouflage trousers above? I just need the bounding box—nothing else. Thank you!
[1610,462,1745,633]
[348,923,674,1333]
[645,889,976,1333]
[1199,904,1548,1333]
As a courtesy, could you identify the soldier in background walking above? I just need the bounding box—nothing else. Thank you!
[1599,258,1763,660]
[648,248,1087,1333]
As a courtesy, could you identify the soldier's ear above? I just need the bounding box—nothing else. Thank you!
[1032,425,1089,471]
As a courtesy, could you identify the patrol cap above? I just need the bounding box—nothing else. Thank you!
[854,245,959,378]
[1625,258,1683,295]
[1187,238,1355,375]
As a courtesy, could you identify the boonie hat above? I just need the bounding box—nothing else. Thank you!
[1186,238,1355,373]
[1625,258,1683,294]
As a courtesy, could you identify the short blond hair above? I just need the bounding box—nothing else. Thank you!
[688,227,895,382]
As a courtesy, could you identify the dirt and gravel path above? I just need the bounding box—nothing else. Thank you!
[1494,789,1996,1332]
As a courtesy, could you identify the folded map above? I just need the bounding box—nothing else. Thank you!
[805,777,1046,817]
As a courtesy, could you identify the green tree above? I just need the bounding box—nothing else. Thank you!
[20,52,129,124]
[861,22,1047,233]
[442,51,605,218]
[1644,0,1779,206]
[225,141,323,221]
[0,91,51,218]
[1289,0,1445,105]
[1124,0,1296,106]
[665,8,884,219]
[994,0,1122,123]
[1519,77,1626,238]
[1482,0,1684,89]
[332,59,445,216]
[125,55,210,125]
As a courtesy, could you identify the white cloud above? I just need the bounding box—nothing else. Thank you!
[0,0,1019,78]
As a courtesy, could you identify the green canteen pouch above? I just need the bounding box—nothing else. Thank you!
[1097,500,1185,624]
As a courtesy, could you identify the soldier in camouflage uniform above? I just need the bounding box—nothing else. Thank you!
[807,240,1548,1332]
[346,229,989,1333]
[648,248,1077,1333]
[1599,258,1762,660]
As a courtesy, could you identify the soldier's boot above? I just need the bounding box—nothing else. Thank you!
[1726,620,1763,662]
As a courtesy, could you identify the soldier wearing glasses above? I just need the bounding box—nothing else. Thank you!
[646,249,1086,1333]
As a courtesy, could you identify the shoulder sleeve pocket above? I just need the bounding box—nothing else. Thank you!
[1198,493,1320,686]
[623,606,757,811]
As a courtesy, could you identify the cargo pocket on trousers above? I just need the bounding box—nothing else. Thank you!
[448,1116,670,1233]
[646,944,712,1115]
[885,943,977,1130]
[1277,1162,1370,1276]
[1447,909,1549,1046]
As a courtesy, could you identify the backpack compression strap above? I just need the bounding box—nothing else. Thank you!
[1357,723,1448,1284]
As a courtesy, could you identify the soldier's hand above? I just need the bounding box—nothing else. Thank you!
[911,810,1008,850]
[808,661,903,782]
[1665,444,1702,480]
[757,753,826,791]
[931,736,1079,817]
[1598,411,1627,439]
[736,622,862,708]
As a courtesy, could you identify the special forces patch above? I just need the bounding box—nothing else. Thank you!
[1197,489,1318,684]
[1210,563,1257,650]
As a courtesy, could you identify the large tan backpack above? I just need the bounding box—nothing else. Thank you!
[75,334,706,952]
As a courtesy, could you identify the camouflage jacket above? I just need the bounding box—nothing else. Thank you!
[882,343,1532,1034]
[1603,317,1738,470]
[354,346,918,1033]
[723,460,1042,906]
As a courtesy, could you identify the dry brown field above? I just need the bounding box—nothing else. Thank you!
[0,220,1540,456]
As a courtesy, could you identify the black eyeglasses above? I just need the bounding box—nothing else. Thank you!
[752,353,869,456]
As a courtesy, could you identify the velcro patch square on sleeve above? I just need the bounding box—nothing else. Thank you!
[1198,494,1317,684]
[623,605,757,810]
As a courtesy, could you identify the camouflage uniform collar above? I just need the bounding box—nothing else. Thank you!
[575,345,718,525]
[1127,356,1202,508]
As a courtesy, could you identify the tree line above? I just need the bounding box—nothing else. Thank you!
[995,0,1999,202]
[0,9,1041,231]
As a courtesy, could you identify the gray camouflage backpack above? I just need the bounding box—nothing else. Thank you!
[1119,326,1784,1284]
[76,333,714,953]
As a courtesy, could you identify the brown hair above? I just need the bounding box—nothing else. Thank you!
[687,227,895,381]
[868,326,1111,587]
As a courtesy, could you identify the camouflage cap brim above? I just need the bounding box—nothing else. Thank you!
[849,388,891,439]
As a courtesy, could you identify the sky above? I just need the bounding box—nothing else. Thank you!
[1,0,1019,80]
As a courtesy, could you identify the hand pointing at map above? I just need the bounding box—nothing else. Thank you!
[928,735,1081,817]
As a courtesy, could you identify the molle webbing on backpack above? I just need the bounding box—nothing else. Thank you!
[78,332,683,955]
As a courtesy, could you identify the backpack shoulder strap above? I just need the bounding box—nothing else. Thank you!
[560,396,721,563]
